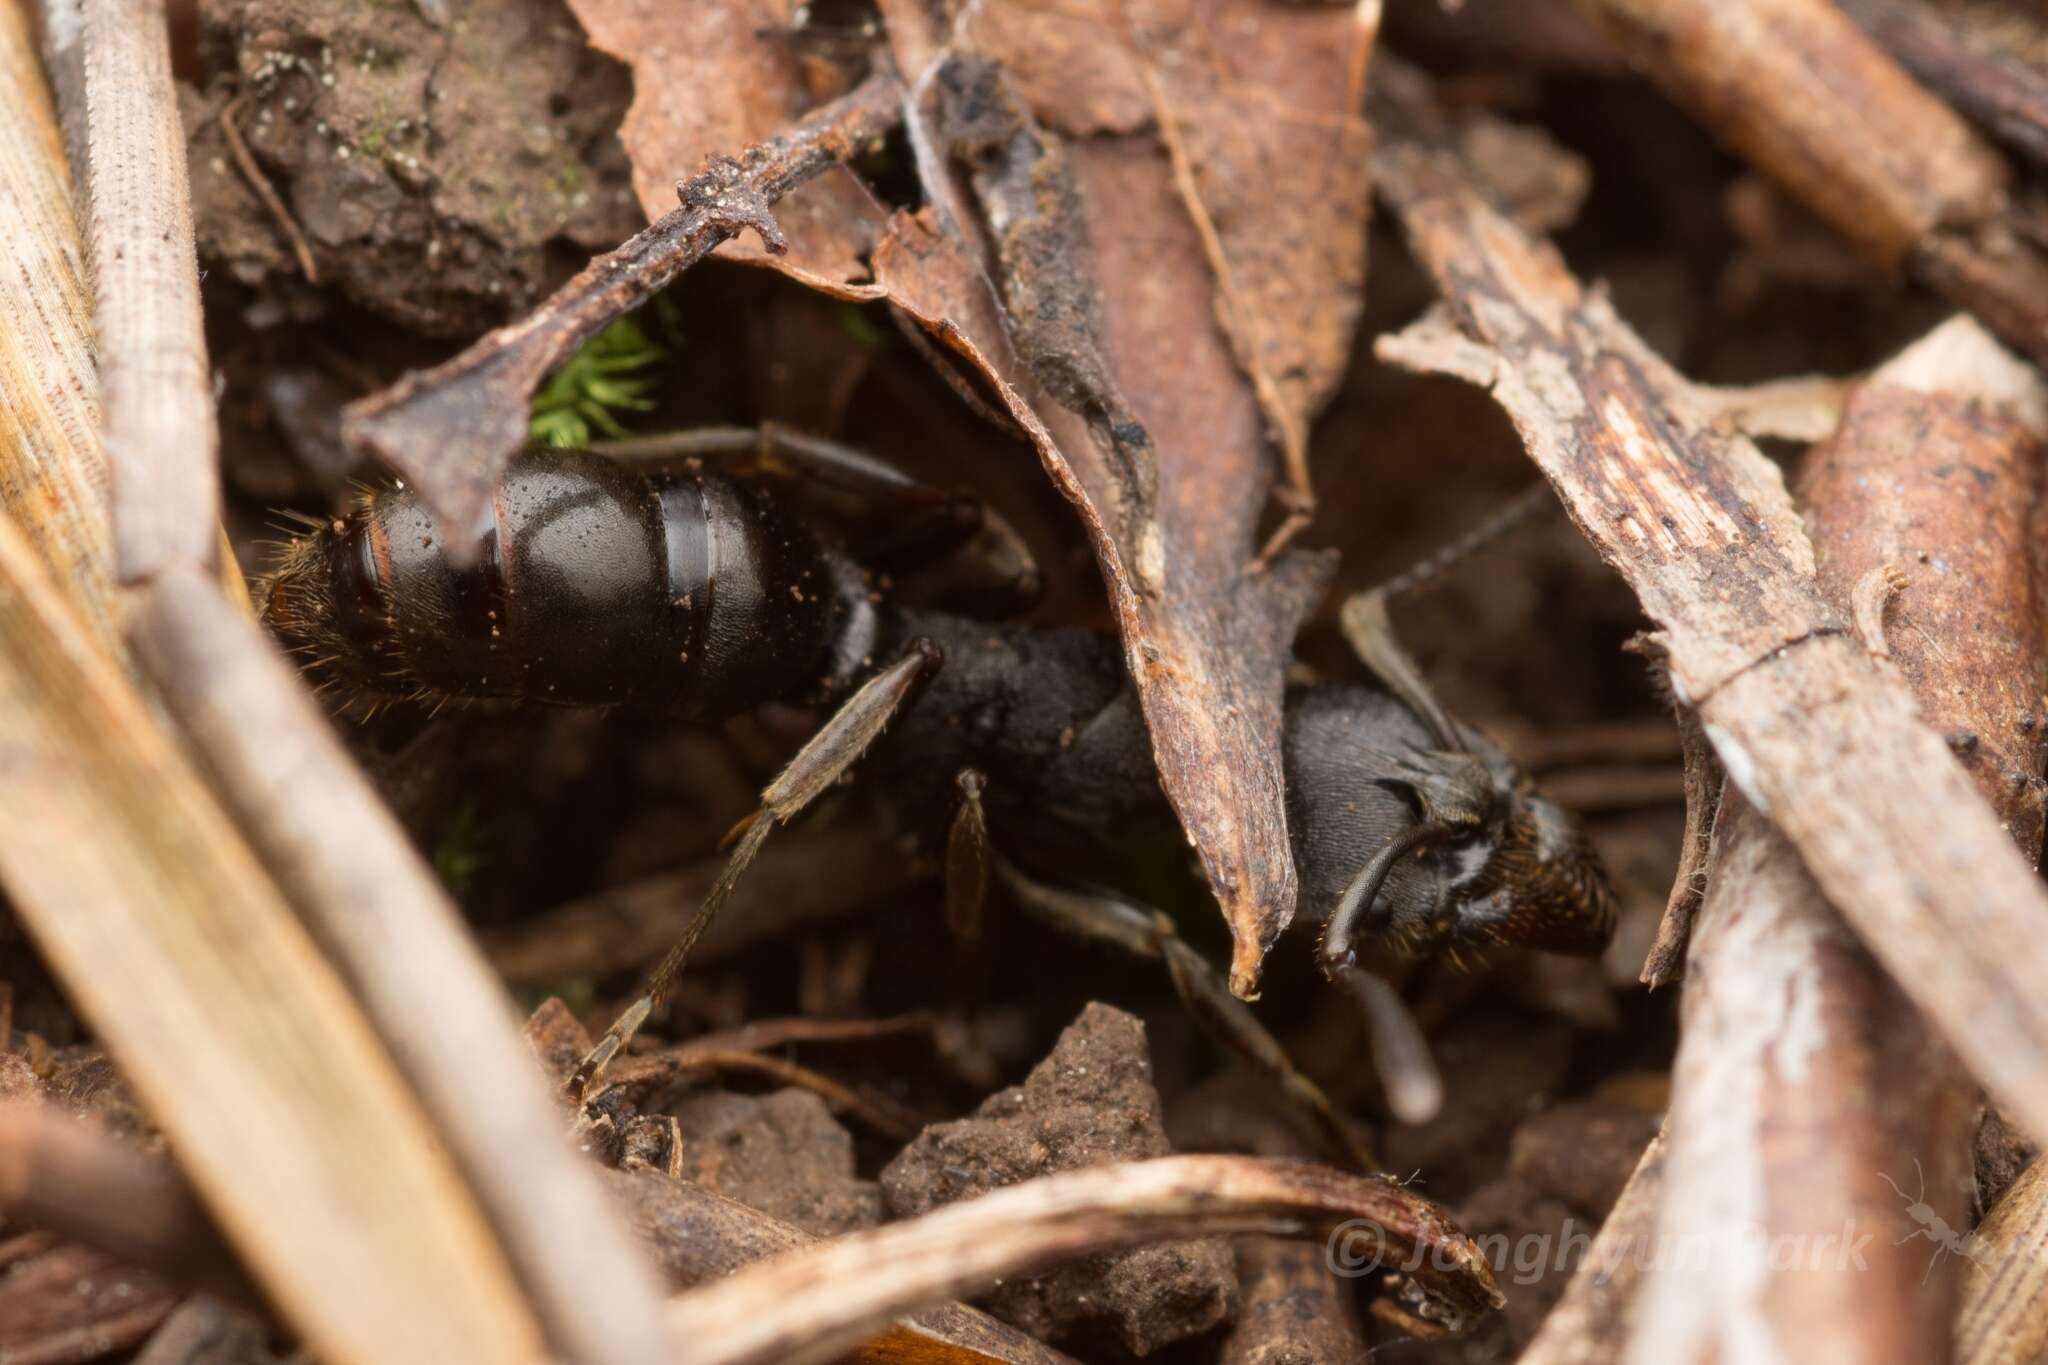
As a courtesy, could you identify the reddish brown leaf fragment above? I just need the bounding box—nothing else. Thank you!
[872,0,1353,992]
[957,0,1374,542]
[1069,133,1340,989]
[1130,0,1375,539]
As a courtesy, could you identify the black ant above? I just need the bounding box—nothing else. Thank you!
[263,427,1613,1166]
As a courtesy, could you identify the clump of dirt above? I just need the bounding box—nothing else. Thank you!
[880,1002,1238,1357]
[668,1089,881,1237]
[1452,1177,1581,1345]
[1424,1093,1661,1353]
[183,0,642,335]
[1507,1100,1662,1218]
[1380,1006,1578,1192]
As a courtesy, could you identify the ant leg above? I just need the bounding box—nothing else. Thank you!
[1329,963,1446,1126]
[944,769,991,950]
[928,770,1003,1088]
[1318,832,1453,1126]
[570,640,943,1098]
[992,857,1380,1173]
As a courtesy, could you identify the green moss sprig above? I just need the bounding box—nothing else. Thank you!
[529,314,664,448]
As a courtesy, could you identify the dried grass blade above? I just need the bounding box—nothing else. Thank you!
[69,0,218,578]
[0,510,542,1364]
[0,0,115,649]
[129,568,679,1364]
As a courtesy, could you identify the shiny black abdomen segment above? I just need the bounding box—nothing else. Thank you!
[340,450,843,713]
[682,474,838,717]
[489,451,673,704]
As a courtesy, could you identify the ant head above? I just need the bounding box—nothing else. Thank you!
[1419,739,1615,958]
[1287,688,1614,967]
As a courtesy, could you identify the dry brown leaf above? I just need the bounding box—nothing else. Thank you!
[961,0,1374,532]
[564,0,890,299]
[868,0,1374,992]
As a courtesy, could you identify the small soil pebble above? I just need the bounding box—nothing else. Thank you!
[1507,1100,1662,1219]
[882,1002,1238,1357]
[669,1088,881,1237]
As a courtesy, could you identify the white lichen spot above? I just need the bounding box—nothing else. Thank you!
[1134,518,1166,597]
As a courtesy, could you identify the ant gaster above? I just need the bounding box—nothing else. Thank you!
[264,430,1613,1161]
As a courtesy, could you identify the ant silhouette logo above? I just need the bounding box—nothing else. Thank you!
[1878,1160,1995,1282]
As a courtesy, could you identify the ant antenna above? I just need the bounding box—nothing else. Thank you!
[1341,482,1557,751]
[1366,482,1556,603]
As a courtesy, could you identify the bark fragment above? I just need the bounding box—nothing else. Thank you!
[1371,100,2048,1150]
[1628,316,2046,1364]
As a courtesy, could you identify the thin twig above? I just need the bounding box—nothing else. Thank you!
[664,1156,1505,1365]
[608,1168,1081,1365]
[1839,0,2048,169]
[1627,316,2048,1361]
[1572,0,2048,368]
[343,65,907,550]
[0,1103,252,1306]
[609,1047,923,1141]
[675,1012,934,1056]
[216,92,318,285]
